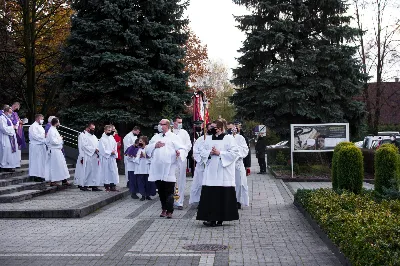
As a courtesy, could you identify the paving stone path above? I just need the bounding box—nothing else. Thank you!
[0,155,341,266]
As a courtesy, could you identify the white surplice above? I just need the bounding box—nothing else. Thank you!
[146,130,186,182]
[99,133,119,184]
[233,134,250,206]
[133,148,151,175]
[28,122,46,177]
[45,126,70,182]
[74,132,85,185]
[200,134,240,187]
[123,132,138,177]
[189,135,208,204]
[173,128,192,207]
[76,131,101,186]
[0,115,20,169]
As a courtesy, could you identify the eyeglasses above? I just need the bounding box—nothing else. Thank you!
[159,124,167,126]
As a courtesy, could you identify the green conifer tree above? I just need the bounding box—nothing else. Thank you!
[231,0,366,137]
[61,0,190,128]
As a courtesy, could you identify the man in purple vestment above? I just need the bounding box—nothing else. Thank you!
[11,102,26,150]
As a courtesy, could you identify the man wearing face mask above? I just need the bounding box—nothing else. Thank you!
[75,123,102,191]
[189,123,211,206]
[123,126,141,188]
[227,123,250,209]
[99,125,119,191]
[146,119,186,219]
[197,120,240,227]
[0,106,20,172]
[44,118,70,186]
[234,121,251,176]
[29,114,47,181]
[172,116,192,210]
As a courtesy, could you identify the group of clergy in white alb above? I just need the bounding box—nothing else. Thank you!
[74,124,125,191]
[26,114,71,185]
[136,117,249,225]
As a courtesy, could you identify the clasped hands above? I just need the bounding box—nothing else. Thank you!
[155,141,165,148]
[210,146,220,156]
[155,141,180,157]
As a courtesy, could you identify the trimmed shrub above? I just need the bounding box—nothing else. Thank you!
[336,145,364,194]
[375,144,400,195]
[266,148,333,166]
[331,142,355,191]
[295,189,400,266]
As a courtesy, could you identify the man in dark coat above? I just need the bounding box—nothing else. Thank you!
[255,133,267,174]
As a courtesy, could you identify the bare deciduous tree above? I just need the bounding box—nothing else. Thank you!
[353,0,400,133]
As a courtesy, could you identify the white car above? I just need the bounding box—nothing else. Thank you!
[267,141,289,149]
[354,141,364,148]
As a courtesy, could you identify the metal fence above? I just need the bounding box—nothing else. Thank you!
[23,124,79,149]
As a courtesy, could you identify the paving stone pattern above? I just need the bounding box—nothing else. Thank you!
[0,155,341,265]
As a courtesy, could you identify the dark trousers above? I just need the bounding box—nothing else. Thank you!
[258,157,266,172]
[155,180,175,213]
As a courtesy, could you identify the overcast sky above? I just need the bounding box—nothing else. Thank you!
[185,0,400,82]
[185,0,249,77]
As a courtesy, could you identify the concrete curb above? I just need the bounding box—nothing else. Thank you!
[293,198,351,266]
[0,188,130,218]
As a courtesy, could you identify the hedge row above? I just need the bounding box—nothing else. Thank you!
[295,189,400,266]
[266,148,332,165]
[266,148,381,176]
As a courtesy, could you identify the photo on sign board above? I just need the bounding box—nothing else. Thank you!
[292,124,348,151]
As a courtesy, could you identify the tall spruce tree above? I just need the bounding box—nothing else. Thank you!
[61,0,190,128]
[231,0,366,137]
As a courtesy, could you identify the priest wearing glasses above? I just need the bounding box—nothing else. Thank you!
[146,119,186,219]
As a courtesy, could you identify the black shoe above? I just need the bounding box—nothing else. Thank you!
[80,187,90,191]
[91,187,102,191]
[203,221,217,227]
[131,194,139,199]
[237,202,241,209]
[140,196,145,201]
[217,221,223,226]
[146,196,152,200]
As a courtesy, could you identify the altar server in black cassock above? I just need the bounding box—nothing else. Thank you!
[196,120,240,227]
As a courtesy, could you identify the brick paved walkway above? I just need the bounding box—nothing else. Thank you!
[0,156,341,266]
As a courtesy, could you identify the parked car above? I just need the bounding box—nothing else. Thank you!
[370,137,400,150]
[363,132,400,149]
[354,141,364,148]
